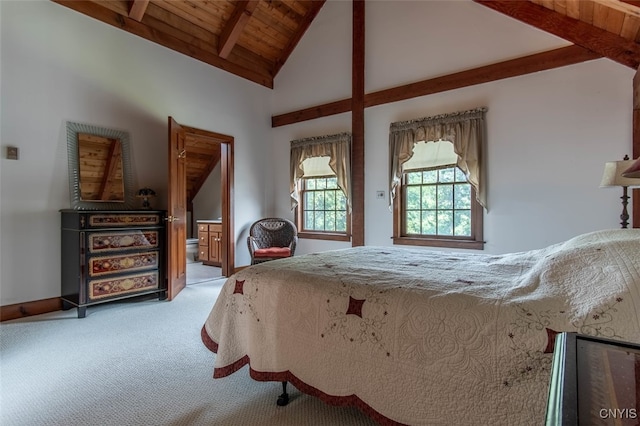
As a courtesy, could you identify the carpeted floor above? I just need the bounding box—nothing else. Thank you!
[187,262,222,285]
[0,279,376,426]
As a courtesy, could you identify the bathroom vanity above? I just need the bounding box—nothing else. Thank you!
[197,220,223,266]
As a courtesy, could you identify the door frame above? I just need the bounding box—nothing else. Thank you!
[180,124,235,277]
[168,119,234,301]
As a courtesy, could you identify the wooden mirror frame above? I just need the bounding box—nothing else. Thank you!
[66,121,135,210]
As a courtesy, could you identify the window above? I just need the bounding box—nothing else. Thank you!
[389,107,486,250]
[290,133,352,242]
[392,141,484,249]
[403,164,475,234]
[297,175,350,240]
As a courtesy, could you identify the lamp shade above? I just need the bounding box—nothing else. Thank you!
[622,157,640,179]
[600,159,640,187]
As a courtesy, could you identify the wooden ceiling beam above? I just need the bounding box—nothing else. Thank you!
[473,0,640,69]
[52,0,274,88]
[128,0,149,22]
[218,1,259,59]
[272,45,600,127]
[273,0,326,75]
[352,0,365,247]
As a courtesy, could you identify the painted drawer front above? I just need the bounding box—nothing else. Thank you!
[89,251,159,277]
[88,213,161,227]
[89,271,158,300]
[89,231,159,253]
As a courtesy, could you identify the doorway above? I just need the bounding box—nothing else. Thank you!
[167,117,234,300]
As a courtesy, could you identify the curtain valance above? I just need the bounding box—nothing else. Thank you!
[389,107,487,209]
[290,132,352,211]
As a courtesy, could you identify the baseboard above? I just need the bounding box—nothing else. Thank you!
[1,297,62,322]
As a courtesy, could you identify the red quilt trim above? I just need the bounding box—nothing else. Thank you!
[201,325,219,353]
[254,247,291,258]
[200,325,406,426]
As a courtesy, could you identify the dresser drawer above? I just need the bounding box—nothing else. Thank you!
[198,224,208,233]
[89,251,159,277]
[89,230,159,253]
[87,213,162,228]
[88,270,159,301]
[209,223,222,233]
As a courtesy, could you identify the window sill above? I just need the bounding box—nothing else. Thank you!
[393,236,484,250]
[298,232,351,242]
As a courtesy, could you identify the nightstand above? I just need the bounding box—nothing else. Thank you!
[546,332,640,425]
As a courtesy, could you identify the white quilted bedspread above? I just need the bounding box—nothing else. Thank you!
[202,229,640,425]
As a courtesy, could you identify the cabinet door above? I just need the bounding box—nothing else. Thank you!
[209,233,220,263]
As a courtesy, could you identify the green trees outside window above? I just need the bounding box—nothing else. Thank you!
[302,176,348,233]
[403,165,471,237]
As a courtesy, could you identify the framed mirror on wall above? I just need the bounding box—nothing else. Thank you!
[66,121,135,210]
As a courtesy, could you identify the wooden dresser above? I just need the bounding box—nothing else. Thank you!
[60,210,167,318]
[197,220,223,266]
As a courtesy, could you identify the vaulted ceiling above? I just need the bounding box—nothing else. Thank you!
[53,0,640,91]
[53,0,326,89]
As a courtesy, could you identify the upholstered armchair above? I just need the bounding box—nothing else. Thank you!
[247,218,298,265]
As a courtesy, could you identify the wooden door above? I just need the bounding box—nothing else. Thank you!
[167,117,187,300]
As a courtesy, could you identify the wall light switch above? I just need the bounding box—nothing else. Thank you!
[6,146,18,160]
[376,190,385,199]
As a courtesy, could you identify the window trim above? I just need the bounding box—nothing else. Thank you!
[392,165,484,250]
[295,175,351,242]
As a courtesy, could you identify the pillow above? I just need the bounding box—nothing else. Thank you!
[254,247,291,258]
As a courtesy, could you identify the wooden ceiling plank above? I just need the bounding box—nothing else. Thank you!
[218,0,259,58]
[143,9,272,71]
[146,3,273,72]
[604,7,626,35]
[96,0,129,16]
[473,0,640,69]
[592,2,610,30]
[280,0,309,16]
[272,45,601,127]
[621,14,640,39]
[262,0,304,28]
[552,0,567,15]
[579,0,595,24]
[565,0,580,19]
[252,5,295,38]
[602,0,640,18]
[128,0,149,22]
[273,0,326,75]
[155,0,229,35]
[52,0,273,88]
[241,11,291,48]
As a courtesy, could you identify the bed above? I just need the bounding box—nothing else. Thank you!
[201,229,640,425]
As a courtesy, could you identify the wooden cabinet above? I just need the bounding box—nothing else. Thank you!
[197,220,222,266]
[60,210,167,318]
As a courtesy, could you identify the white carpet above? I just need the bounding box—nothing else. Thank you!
[0,279,375,426]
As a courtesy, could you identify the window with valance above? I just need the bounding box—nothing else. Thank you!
[389,107,486,249]
[290,133,352,241]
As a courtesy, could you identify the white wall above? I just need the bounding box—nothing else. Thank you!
[272,0,635,255]
[0,1,272,305]
[193,162,223,229]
